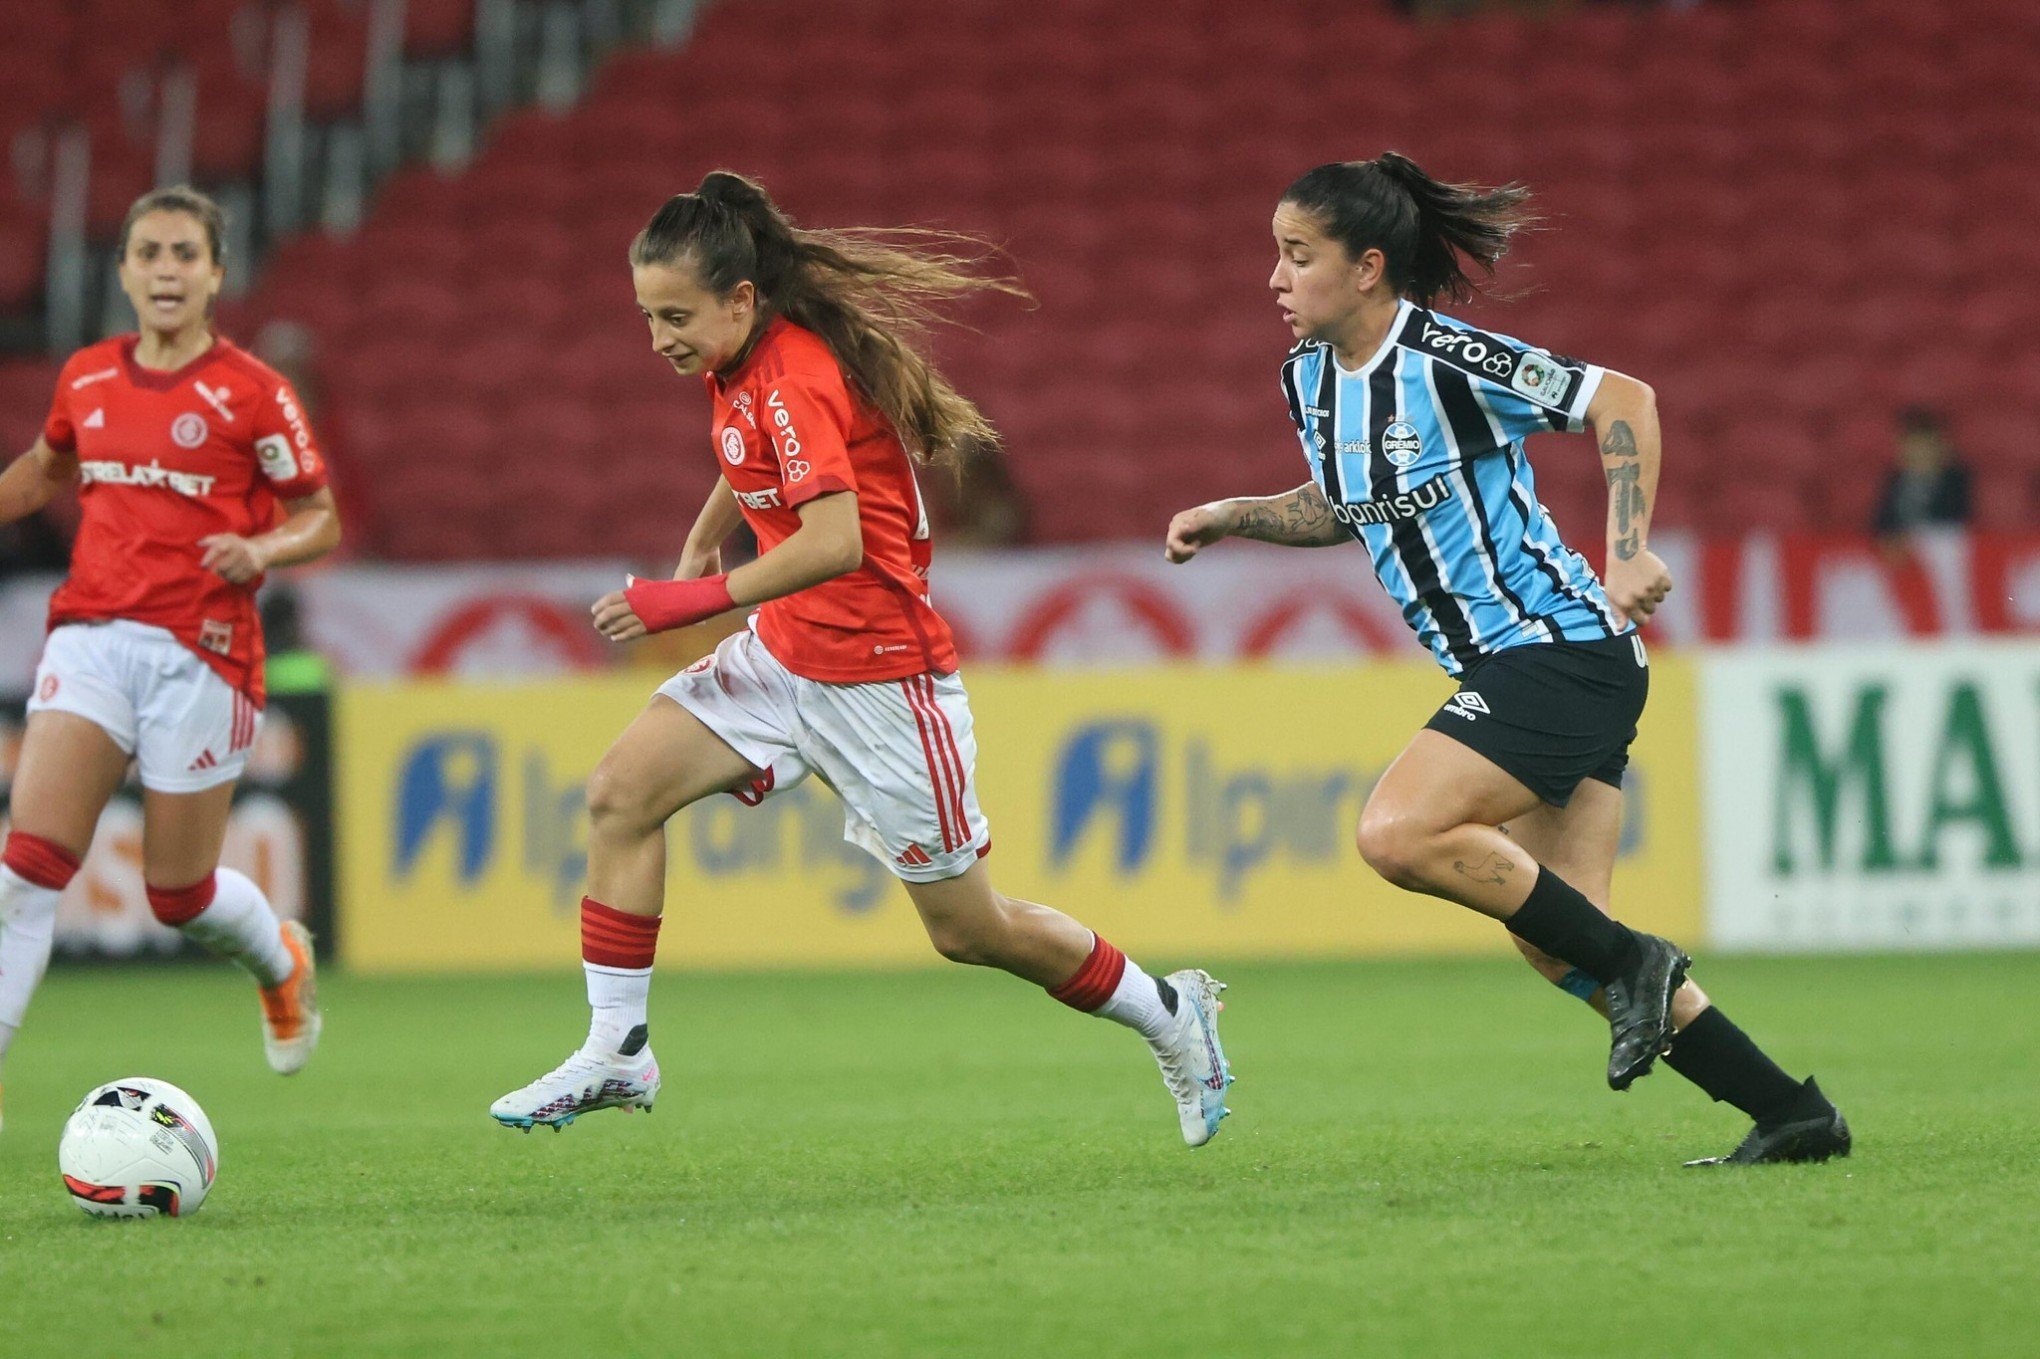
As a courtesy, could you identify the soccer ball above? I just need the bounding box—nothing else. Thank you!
[58,1077,220,1219]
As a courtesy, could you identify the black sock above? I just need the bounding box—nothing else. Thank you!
[1504,867,1640,984]
[1663,1007,1805,1125]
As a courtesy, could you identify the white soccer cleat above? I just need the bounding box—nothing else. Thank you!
[259,921,322,1075]
[1150,969,1234,1147]
[490,1028,660,1131]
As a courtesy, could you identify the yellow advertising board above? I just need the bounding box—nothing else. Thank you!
[337,657,1701,972]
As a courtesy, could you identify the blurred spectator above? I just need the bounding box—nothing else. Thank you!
[923,440,1030,547]
[1871,407,1971,540]
[260,583,335,693]
[0,507,69,580]
[253,319,373,555]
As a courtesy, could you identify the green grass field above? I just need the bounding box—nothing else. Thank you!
[1,952,2034,1357]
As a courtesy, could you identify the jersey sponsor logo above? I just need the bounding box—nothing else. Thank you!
[70,366,119,390]
[1511,354,1572,405]
[79,458,218,497]
[170,412,209,449]
[1441,690,1490,721]
[765,390,807,479]
[1335,439,1372,456]
[255,433,300,482]
[82,408,105,428]
[1382,421,1424,468]
[720,426,745,465]
[273,385,314,452]
[730,390,758,428]
[733,486,782,510]
[1330,473,1456,528]
[194,380,236,423]
[1304,405,1331,418]
[1417,317,1517,379]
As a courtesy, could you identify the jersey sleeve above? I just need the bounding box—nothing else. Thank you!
[249,377,329,498]
[42,361,76,453]
[1471,340,1605,441]
[761,370,858,508]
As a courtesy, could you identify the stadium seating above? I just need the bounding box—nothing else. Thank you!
[10,0,2038,555]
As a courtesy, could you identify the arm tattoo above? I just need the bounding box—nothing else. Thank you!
[1452,853,1515,888]
[1600,419,1646,561]
[1230,483,1345,547]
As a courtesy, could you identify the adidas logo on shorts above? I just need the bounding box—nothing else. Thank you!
[895,844,934,868]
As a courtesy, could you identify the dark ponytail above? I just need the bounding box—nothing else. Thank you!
[631,170,1028,471]
[1281,152,1535,306]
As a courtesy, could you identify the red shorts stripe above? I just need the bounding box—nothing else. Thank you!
[1048,934,1127,1012]
[2,830,82,890]
[580,896,661,970]
[916,675,973,855]
[901,679,958,852]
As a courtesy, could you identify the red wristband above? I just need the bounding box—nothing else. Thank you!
[624,573,737,633]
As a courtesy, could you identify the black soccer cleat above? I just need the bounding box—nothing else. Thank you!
[1685,1078,1852,1167]
[1603,932,1691,1091]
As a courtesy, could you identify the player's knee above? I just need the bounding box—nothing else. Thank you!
[924,915,995,967]
[585,760,659,838]
[1355,808,1431,889]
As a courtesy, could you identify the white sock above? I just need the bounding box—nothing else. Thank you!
[1097,957,1178,1042]
[179,868,294,987]
[584,963,651,1054]
[0,865,63,1069]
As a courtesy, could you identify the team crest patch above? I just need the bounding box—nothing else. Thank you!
[1382,421,1424,468]
[1511,354,1572,405]
[720,426,745,465]
[171,413,208,449]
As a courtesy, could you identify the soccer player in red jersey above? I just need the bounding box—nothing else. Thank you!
[0,188,339,1126]
[490,172,1234,1144]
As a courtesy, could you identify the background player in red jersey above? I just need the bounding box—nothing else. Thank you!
[0,188,340,1126]
[490,172,1234,1145]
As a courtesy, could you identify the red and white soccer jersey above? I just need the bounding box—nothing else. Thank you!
[705,317,957,682]
[41,334,329,705]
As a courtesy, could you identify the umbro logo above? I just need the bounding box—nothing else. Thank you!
[895,844,934,868]
[83,408,105,428]
[1443,692,1490,722]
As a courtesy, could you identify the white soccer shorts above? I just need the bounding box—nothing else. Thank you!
[27,620,259,793]
[657,627,990,882]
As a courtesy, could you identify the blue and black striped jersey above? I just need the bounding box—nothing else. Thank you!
[1280,299,1628,676]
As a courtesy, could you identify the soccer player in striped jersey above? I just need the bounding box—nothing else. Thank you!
[489,172,1232,1145]
[1166,154,1847,1166]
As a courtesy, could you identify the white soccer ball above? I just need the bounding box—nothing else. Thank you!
[58,1077,220,1219]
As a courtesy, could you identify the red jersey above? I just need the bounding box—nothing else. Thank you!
[706,318,957,682]
[41,334,329,705]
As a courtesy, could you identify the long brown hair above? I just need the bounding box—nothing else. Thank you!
[630,171,1026,470]
[1282,152,1536,307]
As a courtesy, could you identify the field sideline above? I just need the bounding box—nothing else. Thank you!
[0,953,2033,1357]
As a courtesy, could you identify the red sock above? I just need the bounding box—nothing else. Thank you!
[146,875,218,926]
[2,831,81,891]
[1048,934,1126,1012]
[580,896,661,970]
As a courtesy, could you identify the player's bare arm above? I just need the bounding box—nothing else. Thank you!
[1587,372,1672,625]
[198,487,343,586]
[675,475,744,579]
[1164,481,1343,562]
[0,438,79,524]
[594,490,863,642]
